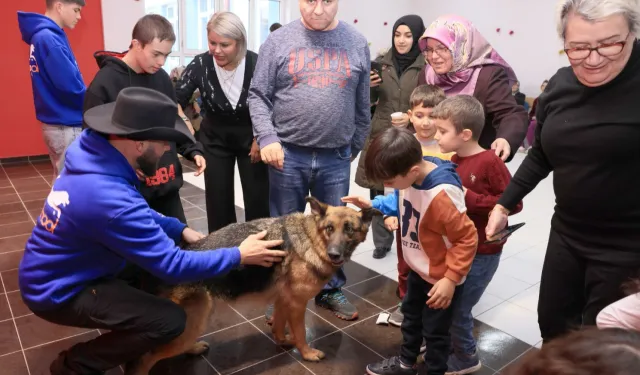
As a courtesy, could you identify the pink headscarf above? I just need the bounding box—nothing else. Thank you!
[419,15,517,96]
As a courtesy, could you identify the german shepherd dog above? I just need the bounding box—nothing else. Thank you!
[125,197,381,375]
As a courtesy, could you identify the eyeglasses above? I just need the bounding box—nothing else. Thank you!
[422,46,450,58]
[564,35,629,60]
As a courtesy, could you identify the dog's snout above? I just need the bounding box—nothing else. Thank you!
[328,252,341,262]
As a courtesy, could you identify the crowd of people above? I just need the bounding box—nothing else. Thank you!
[15,0,640,374]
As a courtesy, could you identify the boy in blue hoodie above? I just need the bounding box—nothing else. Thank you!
[19,87,286,375]
[18,0,87,181]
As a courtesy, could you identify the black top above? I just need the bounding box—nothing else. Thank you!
[176,50,258,157]
[84,51,204,200]
[499,40,640,261]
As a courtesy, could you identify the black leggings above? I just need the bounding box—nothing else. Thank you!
[538,228,639,342]
[203,150,270,233]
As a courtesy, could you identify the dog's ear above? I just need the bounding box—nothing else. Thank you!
[306,196,328,217]
[360,208,383,225]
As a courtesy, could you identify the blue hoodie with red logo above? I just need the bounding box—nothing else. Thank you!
[19,130,241,311]
[17,12,85,126]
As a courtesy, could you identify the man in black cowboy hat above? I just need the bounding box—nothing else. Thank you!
[18,87,286,375]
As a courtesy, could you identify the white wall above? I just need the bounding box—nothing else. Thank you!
[412,0,568,96]
[101,0,146,51]
[101,0,569,96]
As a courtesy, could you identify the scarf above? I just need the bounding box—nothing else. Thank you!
[418,15,517,96]
[392,15,425,76]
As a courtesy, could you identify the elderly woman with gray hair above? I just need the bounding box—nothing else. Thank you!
[487,0,640,344]
[176,12,269,233]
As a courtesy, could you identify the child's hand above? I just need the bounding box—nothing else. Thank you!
[341,196,373,209]
[426,278,456,309]
[384,216,398,231]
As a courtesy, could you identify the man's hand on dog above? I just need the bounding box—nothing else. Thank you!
[239,230,286,267]
[182,228,205,244]
[261,143,284,170]
[427,278,456,310]
[341,196,373,209]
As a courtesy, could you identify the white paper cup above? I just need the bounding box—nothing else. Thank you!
[390,112,404,120]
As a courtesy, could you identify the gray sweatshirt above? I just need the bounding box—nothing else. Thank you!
[248,20,371,156]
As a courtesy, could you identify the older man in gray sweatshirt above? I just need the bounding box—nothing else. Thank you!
[249,0,370,321]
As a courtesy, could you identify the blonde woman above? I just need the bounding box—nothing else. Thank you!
[176,12,269,233]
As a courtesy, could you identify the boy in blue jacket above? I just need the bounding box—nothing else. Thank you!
[18,0,87,181]
[19,87,286,375]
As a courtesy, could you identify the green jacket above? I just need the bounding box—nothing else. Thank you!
[355,51,425,190]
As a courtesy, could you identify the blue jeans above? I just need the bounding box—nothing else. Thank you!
[450,252,501,356]
[268,142,352,291]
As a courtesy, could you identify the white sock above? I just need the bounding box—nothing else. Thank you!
[399,361,412,369]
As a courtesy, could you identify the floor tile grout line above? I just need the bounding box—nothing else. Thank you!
[1,165,37,226]
[0,209,31,216]
[21,329,99,352]
[225,352,293,375]
[0,220,33,228]
[241,316,321,374]
[198,320,252,340]
[0,249,26,256]
[0,273,31,375]
[0,349,23,358]
[0,233,31,240]
[342,274,386,291]
[30,161,52,188]
[200,354,222,375]
[499,346,536,372]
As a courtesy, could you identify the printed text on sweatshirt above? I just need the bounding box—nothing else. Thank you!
[248,20,371,156]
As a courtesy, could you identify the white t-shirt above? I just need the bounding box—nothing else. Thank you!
[214,58,246,110]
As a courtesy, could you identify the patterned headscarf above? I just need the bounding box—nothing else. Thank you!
[419,15,517,96]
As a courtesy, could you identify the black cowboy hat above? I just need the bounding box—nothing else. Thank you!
[83,87,195,144]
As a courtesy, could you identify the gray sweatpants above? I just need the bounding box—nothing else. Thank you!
[41,123,82,182]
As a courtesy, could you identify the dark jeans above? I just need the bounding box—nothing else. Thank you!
[30,278,186,374]
[147,191,187,224]
[268,143,352,291]
[401,271,464,375]
[204,150,270,233]
[538,228,639,342]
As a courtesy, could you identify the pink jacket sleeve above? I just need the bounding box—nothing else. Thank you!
[596,293,640,330]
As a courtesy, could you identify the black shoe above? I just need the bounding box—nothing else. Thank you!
[373,247,391,259]
[366,356,417,375]
[50,352,103,375]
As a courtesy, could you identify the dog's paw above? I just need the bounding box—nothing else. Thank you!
[186,341,210,355]
[301,348,325,362]
[275,334,296,347]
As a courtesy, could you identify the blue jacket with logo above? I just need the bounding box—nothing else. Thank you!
[19,130,242,311]
[17,12,85,126]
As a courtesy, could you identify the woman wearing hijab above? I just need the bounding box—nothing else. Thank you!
[418,15,528,162]
[355,14,426,260]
